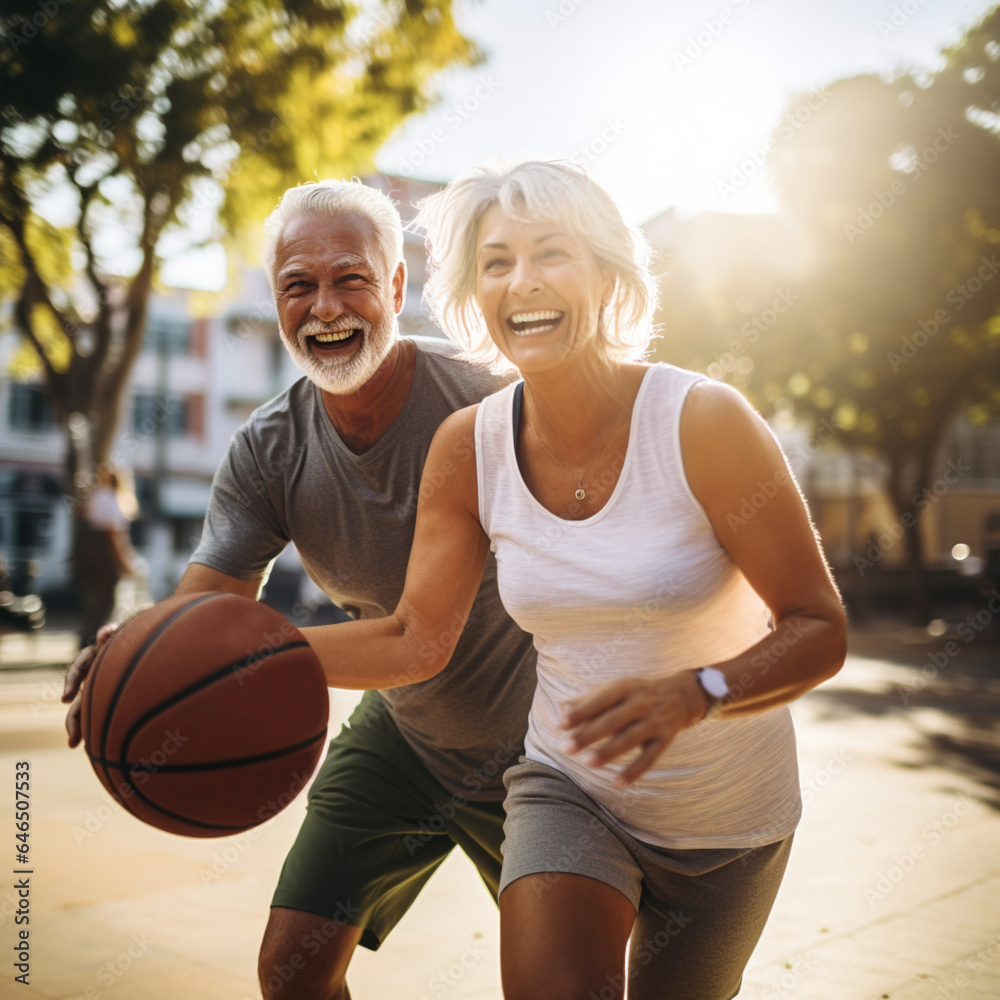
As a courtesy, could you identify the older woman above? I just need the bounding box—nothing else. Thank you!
[304,161,847,1000]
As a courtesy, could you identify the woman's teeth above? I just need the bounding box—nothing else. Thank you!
[312,330,357,343]
[509,311,562,336]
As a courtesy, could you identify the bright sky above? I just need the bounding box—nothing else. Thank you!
[163,0,996,288]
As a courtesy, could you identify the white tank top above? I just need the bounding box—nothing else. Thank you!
[474,363,801,848]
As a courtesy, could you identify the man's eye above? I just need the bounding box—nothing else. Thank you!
[342,274,367,284]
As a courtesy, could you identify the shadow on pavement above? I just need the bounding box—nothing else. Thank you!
[812,616,1000,810]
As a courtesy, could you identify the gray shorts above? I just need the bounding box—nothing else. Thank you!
[500,759,794,1000]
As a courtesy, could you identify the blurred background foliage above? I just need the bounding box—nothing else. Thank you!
[0,0,475,472]
[1,0,999,620]
[657,6,1000,614]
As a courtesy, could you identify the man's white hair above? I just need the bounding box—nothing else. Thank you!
[413,160,659,367]
[264,179,405,291]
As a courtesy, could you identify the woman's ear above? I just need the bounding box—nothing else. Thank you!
[601,274,617,310]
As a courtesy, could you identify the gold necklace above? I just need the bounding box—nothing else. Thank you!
[531,400,617,502]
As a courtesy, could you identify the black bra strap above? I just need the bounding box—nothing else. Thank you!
[512,381,524,448]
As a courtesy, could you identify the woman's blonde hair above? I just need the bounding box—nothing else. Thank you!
[413,161,659,367]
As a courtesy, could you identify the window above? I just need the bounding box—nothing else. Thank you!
[131,393,188,438]
[143,316,190,356]
[7,383,55,432]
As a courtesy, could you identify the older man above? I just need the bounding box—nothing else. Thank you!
[63,179,536,1000]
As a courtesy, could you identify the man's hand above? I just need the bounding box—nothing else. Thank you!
[62,623,117,748]
[559,673,707,786]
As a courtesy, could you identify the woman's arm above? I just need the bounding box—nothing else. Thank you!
[562,380,848,782]
[301,405,490,689]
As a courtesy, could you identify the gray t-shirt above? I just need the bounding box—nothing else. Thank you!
[191,338,537,799]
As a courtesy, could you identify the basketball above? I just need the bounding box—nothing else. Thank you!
[80,591,329,837]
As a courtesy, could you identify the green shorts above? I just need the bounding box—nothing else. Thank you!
[270,690,506,951]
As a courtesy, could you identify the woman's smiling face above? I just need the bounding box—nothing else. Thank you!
[474,204,614,373]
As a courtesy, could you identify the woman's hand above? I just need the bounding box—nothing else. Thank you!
[559,672,707,786]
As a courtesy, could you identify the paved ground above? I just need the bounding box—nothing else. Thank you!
[0,613,998,999]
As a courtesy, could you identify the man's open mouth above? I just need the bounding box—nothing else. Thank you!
[508,310,564,336]
[309,329,362,352]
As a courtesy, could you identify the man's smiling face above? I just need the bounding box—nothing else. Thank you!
[273,212,404,395]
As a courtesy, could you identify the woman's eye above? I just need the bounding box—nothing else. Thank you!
[481,258,508,272]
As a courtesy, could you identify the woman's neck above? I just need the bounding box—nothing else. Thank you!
[521,353,628,453]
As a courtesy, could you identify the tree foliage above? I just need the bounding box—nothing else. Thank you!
[656,7,1000,617]
[0,0,476,473]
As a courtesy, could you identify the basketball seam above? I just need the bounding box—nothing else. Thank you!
[96,761,269,832]
[88,727,327,774]
[117,639,315,770]
[94,593,226,804]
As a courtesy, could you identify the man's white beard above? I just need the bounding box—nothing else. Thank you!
[284,312,396,395]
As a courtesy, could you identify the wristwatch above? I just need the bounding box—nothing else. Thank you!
[693,667,730,722]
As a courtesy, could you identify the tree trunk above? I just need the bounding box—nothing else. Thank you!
[887,449,932,626]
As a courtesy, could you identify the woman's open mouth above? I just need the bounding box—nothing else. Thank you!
[508,311,564,337]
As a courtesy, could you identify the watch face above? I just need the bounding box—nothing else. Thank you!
[700,668,729,699]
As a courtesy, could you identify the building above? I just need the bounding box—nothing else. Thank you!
[0,173,446,606]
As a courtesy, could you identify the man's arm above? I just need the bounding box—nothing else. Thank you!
[174,562,262,599]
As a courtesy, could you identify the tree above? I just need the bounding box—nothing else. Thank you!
[0,0,475,599]
[1,0,476,455]
[656,7,1000,623]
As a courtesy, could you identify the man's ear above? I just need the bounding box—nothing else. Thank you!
[392,260,407,314]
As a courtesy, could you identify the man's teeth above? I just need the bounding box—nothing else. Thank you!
[509,310,562,336]
[312,330,356,343]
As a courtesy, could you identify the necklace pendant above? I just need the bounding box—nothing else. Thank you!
[575,487,586,501]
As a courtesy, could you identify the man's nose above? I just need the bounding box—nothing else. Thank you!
[312,283,345,321]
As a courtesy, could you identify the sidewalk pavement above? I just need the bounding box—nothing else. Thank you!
[1,619,998,999]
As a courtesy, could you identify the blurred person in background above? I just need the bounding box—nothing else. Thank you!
[75,464,139,648]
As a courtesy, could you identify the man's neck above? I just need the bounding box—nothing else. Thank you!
[320,338,417,454]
